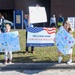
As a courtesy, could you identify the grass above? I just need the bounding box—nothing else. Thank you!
[0,29,75,63]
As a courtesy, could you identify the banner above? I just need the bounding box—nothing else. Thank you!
[27,27,56,46]
[29,7,47,23]
[56,26,75,55]
[0,31,20,52]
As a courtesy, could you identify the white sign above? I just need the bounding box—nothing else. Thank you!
[27,27,56,46]
[56,26,75,55]
[68,17,75,32]
[29,7,47,24]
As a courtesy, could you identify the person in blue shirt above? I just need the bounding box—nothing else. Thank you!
[58,14,64,28]
[23,13,34,54]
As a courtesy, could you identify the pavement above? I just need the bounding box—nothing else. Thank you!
[0,62,75,70]
[0,63,75,75]
[1,69,75,75]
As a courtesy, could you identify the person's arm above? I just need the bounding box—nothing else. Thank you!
[28,15,30,26]
[28,15,34,27]
[69,31,73,36]
[23,19,29,28]
[4,20,13,26]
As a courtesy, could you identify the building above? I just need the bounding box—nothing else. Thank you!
[0,0,75,28]
[51,0,75,21]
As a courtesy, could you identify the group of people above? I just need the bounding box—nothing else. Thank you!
[50,14,64,28]
[0,11,74,65]
[50,14,73,64]
[23,12,74,64]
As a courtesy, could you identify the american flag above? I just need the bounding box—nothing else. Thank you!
[27,27,56,34]
[43,28,56,34]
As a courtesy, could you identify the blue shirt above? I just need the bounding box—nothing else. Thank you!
[23,19,28,28]
[58,17,64,22]
[50,17,56,25]
[23,19,34,29]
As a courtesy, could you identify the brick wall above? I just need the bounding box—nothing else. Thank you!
[0,0,15,9]
[51,0,75,21]
[15,0,39,13]
[15,0,50,27]
[1,0,75,24]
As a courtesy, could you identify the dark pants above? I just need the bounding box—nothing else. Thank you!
[26,31,34,52]
[50,23,56,28]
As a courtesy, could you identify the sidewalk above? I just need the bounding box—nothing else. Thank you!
[1,69,75,75]
[0,63,75,70]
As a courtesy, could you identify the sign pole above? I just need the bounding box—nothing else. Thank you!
[13,11,16,30]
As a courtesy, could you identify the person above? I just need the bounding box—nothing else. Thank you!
[23,13,34,54]
[50,14,56,27]
[0,13,4,32]
[0,12,13,33]
[58,14,64,28]
[4,24,12,64]
[58,21,73,64]
[0,13,4,25]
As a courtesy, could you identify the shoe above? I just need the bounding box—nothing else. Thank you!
[31,51,35,54]
[67,59,72,64]
[23,51,28,54]
[9,62,12,64]
[58,56,62,63]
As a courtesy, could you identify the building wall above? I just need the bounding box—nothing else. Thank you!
[0,0,15,9]
[15,0,50,27]
[15,0,39,13]
[51,0,75,21]
[1,0,75,23]
[0,0,15,21]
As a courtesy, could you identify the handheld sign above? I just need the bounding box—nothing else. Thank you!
[56,26,75,55]
[0,31,20,52]
[29,7,47,24]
